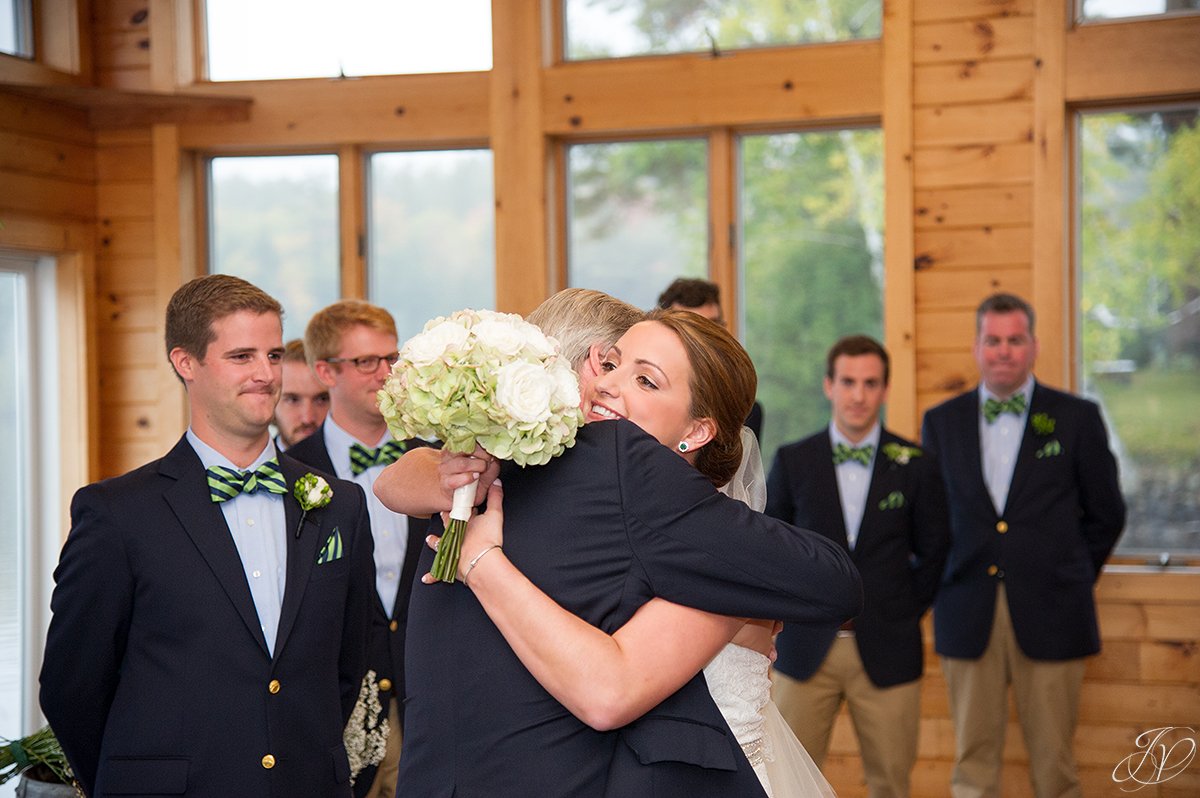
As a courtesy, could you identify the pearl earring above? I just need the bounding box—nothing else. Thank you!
[677,441,689,453]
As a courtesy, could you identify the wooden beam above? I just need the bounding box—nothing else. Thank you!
[152,124,187,446]
[884,0,918,438]
[339,144,365,299]
[491,0,548,316]
[542,41,881,136]
[1065,15,1200,104]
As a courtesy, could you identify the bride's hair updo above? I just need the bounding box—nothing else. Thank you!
[644,308,757,489]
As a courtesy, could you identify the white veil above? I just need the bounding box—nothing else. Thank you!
[718,427,767,513]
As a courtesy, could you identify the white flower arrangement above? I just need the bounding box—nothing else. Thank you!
[343,670,389,785]
[377,308,584,581]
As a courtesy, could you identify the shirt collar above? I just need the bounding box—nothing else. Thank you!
[187,428,277,471]
[978,375,1035,408]
[828,421,881,452]
[323,413,391,457]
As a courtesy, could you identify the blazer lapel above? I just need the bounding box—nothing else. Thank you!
[815,435,852,549]
[1003,382,1048,514]
[857,432,897,551]
[274,455,322,662]
[958,389,992,512]
[161,437,271,656]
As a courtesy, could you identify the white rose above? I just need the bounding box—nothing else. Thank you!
[401,320,470,367]
[495,361,555,423]
[549,360,581,409]
[472,318,527,357]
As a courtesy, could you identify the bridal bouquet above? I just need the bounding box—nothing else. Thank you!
[378,309,584,582]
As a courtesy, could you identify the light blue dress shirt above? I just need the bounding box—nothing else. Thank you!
[830,421,881,550]
[323,416,408,617]
[978,376,1034,514]
[187,430,286,655]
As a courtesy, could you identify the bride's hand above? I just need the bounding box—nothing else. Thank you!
[422,480,506,584]
[729,618,780,660]
[437,445,500,506]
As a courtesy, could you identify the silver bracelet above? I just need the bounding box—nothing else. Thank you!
[463,544,502,584]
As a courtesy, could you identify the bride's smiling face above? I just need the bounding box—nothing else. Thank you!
[584,321,712,455]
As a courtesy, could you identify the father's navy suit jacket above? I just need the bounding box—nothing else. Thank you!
[921,382,1125,660]
[40,437,375,797]
[398,419,863,798]
[765,427,950,687]
[286,423,431,749]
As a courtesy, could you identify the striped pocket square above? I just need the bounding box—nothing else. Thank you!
[316,527,344,565]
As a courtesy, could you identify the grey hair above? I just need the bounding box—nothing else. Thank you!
[527,288,643,369]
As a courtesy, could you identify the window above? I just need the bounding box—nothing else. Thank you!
[0,252,59,758]
[1077,106,1200,555]
[205,0,492,81]
[1,0,31,58]
[563,0,880,61]
[208,155,340,342]
[740,128,884,461]
[1078,0,1199,23]
[566,139,708,311]
[368,150,496,341]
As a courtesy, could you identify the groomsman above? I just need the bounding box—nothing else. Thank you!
[766,335,950,798]
[41,274,374,797]
[287,300,427,798]
[921,293,1125,798]
[273,338,329,450]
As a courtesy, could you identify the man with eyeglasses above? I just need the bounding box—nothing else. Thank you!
[288,299,428,798]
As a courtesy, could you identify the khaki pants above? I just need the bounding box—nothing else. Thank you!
[940,584,1087,798]
[773,636,921,798]
[362,697,402,798]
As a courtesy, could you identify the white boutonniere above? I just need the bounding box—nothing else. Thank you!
[293,473,332,538]
[882,442,921,466]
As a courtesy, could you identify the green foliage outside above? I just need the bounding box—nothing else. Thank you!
[1080,108,1200,552]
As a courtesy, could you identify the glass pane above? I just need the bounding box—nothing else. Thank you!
[567,139,708,310]
[1079,0,1199,22]
[564,0,881,60]
[1,0,31,58]
[0,268,28,738]
[368,150,496,341]
[209,155,340,342]
[1079,107,1200,555]
[741,128,884,462]
[206,0,492,81]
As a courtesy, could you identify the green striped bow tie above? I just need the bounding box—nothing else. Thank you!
[207,459,287,503]
[832,442,874,467]
[349,441,406,476]
[983,394,1027,423]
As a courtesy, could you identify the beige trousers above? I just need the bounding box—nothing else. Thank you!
[772,635,921,798]
[940,584,1087,798]
[362,697,403,798]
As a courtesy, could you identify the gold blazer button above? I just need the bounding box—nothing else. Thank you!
[389,620,399,632]
[262,754,276,769]
[379,678,393,693]
[996,521,1008,533]
[268,679,281,694]
[987,565,999,576]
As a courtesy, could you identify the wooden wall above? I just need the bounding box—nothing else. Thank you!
[2,1,1198,795]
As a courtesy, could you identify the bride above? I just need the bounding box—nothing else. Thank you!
[434,309,836,797]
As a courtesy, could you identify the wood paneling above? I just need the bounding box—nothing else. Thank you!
[913,0,1034,24]
[914,15,1034,64]
[914,184,1032,229]
[913,59,1035,106]
[914,225,1031,269]
[913,100,1033,146]
[912,141,1032,188]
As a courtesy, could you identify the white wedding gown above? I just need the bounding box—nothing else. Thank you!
[703,644,836,797]
[706,429,837,797]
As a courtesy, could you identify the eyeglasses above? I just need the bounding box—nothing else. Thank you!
[324,352,399,374]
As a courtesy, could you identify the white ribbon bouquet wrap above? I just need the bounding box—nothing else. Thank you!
[377,309,584,582]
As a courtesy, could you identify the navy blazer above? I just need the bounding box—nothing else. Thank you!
[397,419,862,798]
[921,382,1125,660]
[286,426,430,735]
[766,427,950,687]
[40,437,375,797]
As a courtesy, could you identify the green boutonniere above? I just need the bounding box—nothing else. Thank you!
[882,442,922,465]
[1032,413,1056,436]
[878,490,905,511]
[294,473,333,538]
